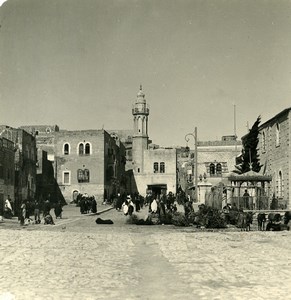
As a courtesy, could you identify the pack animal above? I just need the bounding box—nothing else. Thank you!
[237,212,254,231]
[266,213,281,231]
[284,211,291,225]
[257,213,266,231]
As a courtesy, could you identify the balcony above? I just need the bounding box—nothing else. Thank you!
[132,107,149,115]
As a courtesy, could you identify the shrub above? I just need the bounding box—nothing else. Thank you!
[159,212,173,225]
[126,214,139,224]
[171,212,189,227]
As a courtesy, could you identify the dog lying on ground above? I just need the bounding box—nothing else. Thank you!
[95,218,114,224]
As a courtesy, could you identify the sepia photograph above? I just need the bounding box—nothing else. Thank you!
[0,0,290,299]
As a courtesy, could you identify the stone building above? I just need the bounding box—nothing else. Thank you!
[0,137,15,215]
[0,126,37,214]
[53,129,126,203]
[257,107,291,209]
[177,136,242,203]
[35,149,65,205]
[128,86,177,197]
[20,125,59,162]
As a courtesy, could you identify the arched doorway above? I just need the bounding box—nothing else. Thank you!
[72,190,79,203]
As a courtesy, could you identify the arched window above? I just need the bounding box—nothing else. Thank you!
[64,143,70,155]
[85,143,90,155]
[276,123,280,147]
[216,163,222,175]
[153,162,159,173]
[160,162,165,173]
[77,169,84,182]
[83,169,90,182]
[79,143,84,155]
[77,169,90,183]
[209,163,215,176]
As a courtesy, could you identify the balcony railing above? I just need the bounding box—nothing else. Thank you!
[229,196,270,210]
[132,107,149,115]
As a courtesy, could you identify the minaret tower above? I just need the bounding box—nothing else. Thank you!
[132,85,149,173]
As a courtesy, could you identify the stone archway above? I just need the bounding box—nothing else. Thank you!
[72,190,79,203]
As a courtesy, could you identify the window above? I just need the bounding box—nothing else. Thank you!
[77,169,84,182]
[84,169,90,182]
[63,171,70,185]
[209,163,215,176]
[276,123,280,147]
[64,143,70,155]
[77,169,90,183]
[160,162,165,173]
[85,143,90,155]
[79,143,84,155]
[153,162,159,173]
[216,163,222,175]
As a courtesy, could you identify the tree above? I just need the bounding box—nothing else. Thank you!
[234,116,262,174]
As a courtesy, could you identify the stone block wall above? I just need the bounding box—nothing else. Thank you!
[259,109,290,208]
[54,130,105,202]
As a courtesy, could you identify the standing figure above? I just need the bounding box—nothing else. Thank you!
[128,198,135,216]
[150,198,158,214]
[20,201,26,226]
[135,195,141,212]
[122,200,129,216]
[243,189,250,210]
[43,199,51,217]
[54,201,63,219]
[4,197,13,219]
[91,196,97,213]
[34,199,41,224]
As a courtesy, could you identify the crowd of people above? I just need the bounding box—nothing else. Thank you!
[2,195,64,226]
[110,191,180,219]
[75,194,97,214]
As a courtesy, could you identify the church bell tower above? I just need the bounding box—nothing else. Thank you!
[132,85,149,173]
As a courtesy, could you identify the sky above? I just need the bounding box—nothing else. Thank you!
[0,0,291,147]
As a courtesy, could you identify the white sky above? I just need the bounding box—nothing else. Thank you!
[1,0,291,147]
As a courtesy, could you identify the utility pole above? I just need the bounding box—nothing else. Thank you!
[194,127,198,202]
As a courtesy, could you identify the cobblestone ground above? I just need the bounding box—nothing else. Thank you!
[0,204,290,300]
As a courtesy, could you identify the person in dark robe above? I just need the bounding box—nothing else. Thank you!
[116,193,122,211]
[80,197,85,214]
[127,196,134,216]
[91,197,97,213]
[54,201,63,219]
[34,199,41,224]
[43,199,51,217]
[135,195,141,212]
[243,189,250,210]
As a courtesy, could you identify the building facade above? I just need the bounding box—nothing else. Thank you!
[177,136,242,203]
[0,125,37,214]
[53,129,126,203]
[0,137,15,215]
[257,107,291,209]
[129,86,177,197]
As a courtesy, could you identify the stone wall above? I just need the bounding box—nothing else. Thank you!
[54,130,105,202]
[258,109,291,208]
